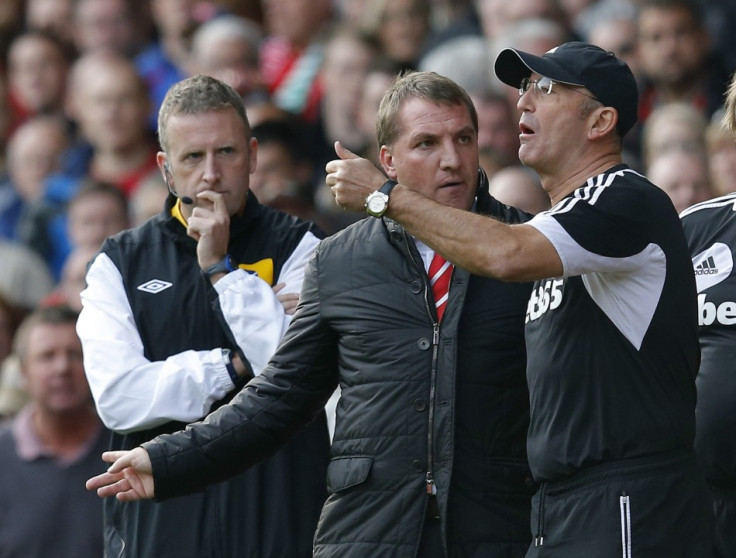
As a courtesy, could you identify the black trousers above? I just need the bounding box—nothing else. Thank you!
[527,449,713,558]
[710,484,736,558]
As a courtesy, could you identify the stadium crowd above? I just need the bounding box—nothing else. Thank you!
[0,0,735,557]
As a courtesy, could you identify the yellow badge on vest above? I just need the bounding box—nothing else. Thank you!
[238,259,274,285]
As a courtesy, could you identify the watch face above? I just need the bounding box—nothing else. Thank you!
[367,193,387,215]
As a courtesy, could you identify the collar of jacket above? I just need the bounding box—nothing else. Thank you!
[161,190,264,246]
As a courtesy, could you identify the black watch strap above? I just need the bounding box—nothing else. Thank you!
[203,254,235,279]
[222,349,247,389]
[379,179,398,195]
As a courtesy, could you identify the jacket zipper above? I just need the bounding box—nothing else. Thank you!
[426,322,440,495]
[402,232,441,498]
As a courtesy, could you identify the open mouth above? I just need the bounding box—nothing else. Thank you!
[519,123,535,135]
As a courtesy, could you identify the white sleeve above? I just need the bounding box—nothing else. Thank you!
[77,253,234,434]
[215,231,320,375]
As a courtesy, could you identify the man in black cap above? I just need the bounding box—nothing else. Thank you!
[323,42,713,556]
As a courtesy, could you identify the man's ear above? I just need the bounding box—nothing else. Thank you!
[588,106,618,141]
[379,145,397,180]
[249,137,258,175]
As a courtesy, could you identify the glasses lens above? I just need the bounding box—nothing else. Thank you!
[537,76,554,94]
[519,77,531,96]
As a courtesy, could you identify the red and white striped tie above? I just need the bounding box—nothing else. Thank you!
[429,252,453,321]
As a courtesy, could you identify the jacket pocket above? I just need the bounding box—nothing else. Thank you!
[326,455,373,493]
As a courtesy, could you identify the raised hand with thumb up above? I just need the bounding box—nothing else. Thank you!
[325,141,392,213]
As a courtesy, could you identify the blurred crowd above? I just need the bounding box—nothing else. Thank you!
[0,0,733,416]
[0,0,733,438]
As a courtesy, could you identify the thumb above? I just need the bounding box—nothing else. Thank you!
[334,140,359,160]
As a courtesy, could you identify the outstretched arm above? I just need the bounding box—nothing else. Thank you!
[326,141,562,282]
[86,449,155,502]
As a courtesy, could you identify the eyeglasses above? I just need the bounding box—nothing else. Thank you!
[519,76,599,102]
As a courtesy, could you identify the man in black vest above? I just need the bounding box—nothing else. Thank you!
[77,75,330,558]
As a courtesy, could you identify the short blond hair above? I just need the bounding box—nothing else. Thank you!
[376,71,478,148]
[157,75,249,153]
[722,73,736,136]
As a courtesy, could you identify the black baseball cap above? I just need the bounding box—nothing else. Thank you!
[494,41,638,136]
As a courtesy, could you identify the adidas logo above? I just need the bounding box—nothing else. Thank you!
[137,279,173,294]
[694,256,719,275]
[692,242,733,293]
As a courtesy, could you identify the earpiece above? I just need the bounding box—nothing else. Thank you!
[163,161,192,204]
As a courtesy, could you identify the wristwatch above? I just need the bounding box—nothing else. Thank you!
[203,254,236,279]
[365,180,398,218]
[222,348,247,389]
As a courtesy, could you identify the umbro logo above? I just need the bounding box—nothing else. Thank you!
[137,279,173,294]
[692,242,733,293]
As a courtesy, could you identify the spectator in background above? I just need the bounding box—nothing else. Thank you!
[362,0,432,71]
[188,14,268,105]
[0,305,109,558]
[250,118,339,234]
[504,0,572,39]
[571,0,637,41]
[0,116,69,242]
[586,14,639,81]
[0,295,21,376]
[700,0,736,76]
[66,181,130,252]
[0,0,23,61]
[20,52,155,279]
[471,89,521,166]
[473,0,509,41]
[487,165,550,214]
[6,29,72,134]
[129,173,169,226]
[427,0,475,33]
[309,26,381,231]
[260,0,334,122]
[706,115,736,196]
[648,149,713,213]
[0,74,11,178]
[0,294,26,421]
[245,100,293,128]
[315,26,379,167]
[21,179,129,289]
[71,0,142,56]
[419,35,492,96]
[636,0,729,123]
[559,0,593,23]
[334,0,369,27]
[0,240,54,312]
[641,101,707,171]
[25,0,76,45]
[586,13,642,166]
[250,118,314,207]
[355,59,402,166]
[134,0,195,129]
[60,50,159,199]
[41,244,100,312]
